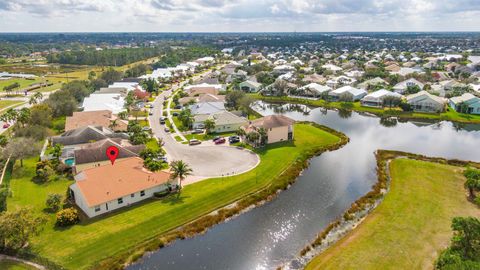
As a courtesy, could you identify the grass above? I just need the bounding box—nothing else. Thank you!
[252,94,480,124]
[306,158,480,270]
[0,100,24,111]
[0,78,41,91]
[7,123,342,269]
[184,131,236,141]
[0,259,37,270]
[145,139,160,151]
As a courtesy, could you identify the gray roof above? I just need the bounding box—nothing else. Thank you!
[74,138,144,165]
[190,102,225,115]
[51,126,129,146]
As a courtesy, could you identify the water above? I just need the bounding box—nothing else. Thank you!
[128,102,480,270]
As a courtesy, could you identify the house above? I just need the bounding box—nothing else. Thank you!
[391,67,424,77]
[296,83,332,98]
[322,64,343,73]
[201,111,248,133]
[242,115,295,145]
[73,138,144,173]
[393,78,425,94]
[190,102,225,115]
[109,82,142,92]
[273,65,295,74]
[329,86,367,101]
[69,157,172,218]
[361,89,403,108]
[51,126,128,146]
[449,93,480,114]
[239,80,262,93]
[82,93,125,114]
[357,77,388,89]
[406,91,446,113]
[178,93,225,105]
[65,110,128,132]
[184,83,224,96]
[385,63,401,72]
[326,75,356,89]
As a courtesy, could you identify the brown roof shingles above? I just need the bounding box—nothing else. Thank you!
[65,110,127,131]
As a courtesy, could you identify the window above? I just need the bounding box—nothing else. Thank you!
[140,190,145,197]
[131,193,135,198]
[94,205,101,212]
[118,198,123,204]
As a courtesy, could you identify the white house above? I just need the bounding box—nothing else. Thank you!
[361,89,403,108]
[273,65,295,74]
[82,93,125,114]
[326,75,356,89]
[393,78,425,94]
[297,83,332,98]
[239,80,262,93]
[322,64,343,73]
[329,86,367,101]
[406,91,446,113]
[109,82,142,92]
[449,93,480,114]
[207,111,248,133]
[69,157,172,218]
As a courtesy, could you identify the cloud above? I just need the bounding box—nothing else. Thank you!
[0,0,479,31]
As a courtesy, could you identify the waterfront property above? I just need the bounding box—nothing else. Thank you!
[449,93,480,114]
[360,89,403,108]
[406,91,446,113]
[239,80,262,93]
[328,86,367,101]
[70,157,172,218]
[393,78,425,94]
[306,157,479,270]
[242,115,295,144]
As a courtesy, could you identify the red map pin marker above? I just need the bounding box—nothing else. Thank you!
[106,146,119,165]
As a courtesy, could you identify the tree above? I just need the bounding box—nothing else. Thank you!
[258,127,268,146]
[226,90,246,109]
[46,193,63,212]
[383,96,402,109]
[5,108,18,123]
[436,217,480,269]
[0,208,46,251]
[3,82,20,96]
[143,158,163,172]
[0,134,7,147]
[16,107,31,128]
[204,119,216,134]
[46,89,77,117]
[246,131,260,147]
[142,78,159,94]
[109,119,119,130]
[236,127,246,137]
[100,68,123,85]
[29,104,52,127]
[238,95,254,117]
[88,71,96,80]
[56,208,79,227]
[2,137,40,167]
[29,92,43,105]
[272,80,289,96]
[169,160,193,188]
[52,144,63,164]
[178,109,193,129]
[464,168,480,199]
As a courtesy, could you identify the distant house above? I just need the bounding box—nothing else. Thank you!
[361,89,403,108]
[189,102,225,115]
[239,80,262,93]
[449,93,480,114]
[326,75,356,89]
[82,93,125,114]
[273,65,295,74]
[296,83,332,98]
[178,93,225,105]
[73,138,144,173]
[242,115,295,145]
[69,157,172,218]
[385,63,401,72]
[184,83,224,96]
[357,77,388,89]
[393,78,425,94]
[200,111,248,133]
[65,110,127,132]
[322,64,343,73]
[406,91,446,113]
[329,86,367,101]
[51,126,128,147]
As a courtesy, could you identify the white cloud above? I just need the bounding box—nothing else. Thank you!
[0,0,479,31]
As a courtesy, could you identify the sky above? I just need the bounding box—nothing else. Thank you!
[1,0,480,32]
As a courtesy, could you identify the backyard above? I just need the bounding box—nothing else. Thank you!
[6,123,343,269]
[0,258,37,270]
[306,158,480,270]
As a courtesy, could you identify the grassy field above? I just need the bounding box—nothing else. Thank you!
[0,78,41,91]
[0,100,24,111]
[7,123,341,269]
[306,158,480,270]
[253,94,480,124]
[0,259,37,270]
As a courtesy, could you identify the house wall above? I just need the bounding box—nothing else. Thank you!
[267,125,293,144]
[408,97,444,113]
[70,183,170,218]
[212,122,247,133]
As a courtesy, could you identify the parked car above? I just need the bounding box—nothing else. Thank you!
[212,136,221,142]
[148,110,153,115]
[174,105,182,109]
[214,137,226,144]
[3,123,10,129]
[229,136,240,144]
[160,117,166,124]
[142,127,151,132]
[164,127,170,132]
[189,139,201,145]
[172,112,179,116]
[192,129,204,134]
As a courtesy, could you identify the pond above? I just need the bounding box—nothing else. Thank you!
[128,102,480,270]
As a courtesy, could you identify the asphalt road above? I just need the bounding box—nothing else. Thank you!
[148,75,259,178]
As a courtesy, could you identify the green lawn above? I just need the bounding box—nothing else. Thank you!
[184,131,236,141]
[0,100,24,111]
[145,138,160,151]
[7,123,342,269]
[0,259,37,270]
[252,94,480,124]
[0,78,41,91]
[306,158,480,270]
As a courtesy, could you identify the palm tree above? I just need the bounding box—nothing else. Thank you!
[246,131,260,147]
[169,160,193,189]
[5,108,18,123]
[236,127,246,137]
[29,92,43,105]
[203,119,216,134]
[109,119,119,130]
[464,168,480,199]
[258,127,268,146]
[16,108,30,128]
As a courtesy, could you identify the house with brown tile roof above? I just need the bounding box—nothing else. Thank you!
[65,110,127,132]
[73,138,145,173]
[69,157,172,218]
[242,115,295,145]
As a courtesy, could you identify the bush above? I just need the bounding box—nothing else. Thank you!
[55,208,79,227]
[46,193,63,212]
[474,196,480,206]
[399,102,412,112]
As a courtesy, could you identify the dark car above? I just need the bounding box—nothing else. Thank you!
[229,136,240,143]
[164,127,170,133]
[212,136,221,142]
[160,117,166,124]
[192,129,204,134]
[172,112,179,116]
[214,137,226,144]
[2,123,10,129]
[174,105,182,109]
[189,139,201,145]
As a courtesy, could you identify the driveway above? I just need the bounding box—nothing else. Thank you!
[148,75,259,178]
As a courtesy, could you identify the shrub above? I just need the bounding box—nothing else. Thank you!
[56,208,79,227]
[46,193,63,212]
[474,196,480,206]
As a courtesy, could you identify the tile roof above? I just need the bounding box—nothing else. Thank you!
[74,138,144,165]
[65,110,127,131]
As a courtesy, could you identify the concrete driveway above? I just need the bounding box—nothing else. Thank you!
[148,79,259,178]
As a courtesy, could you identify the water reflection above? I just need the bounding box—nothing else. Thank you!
[129,101,480,270]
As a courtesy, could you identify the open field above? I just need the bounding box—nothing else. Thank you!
[6,123,342,269]
[0,100,25,111]
[306,158,480,270]
[252,94,480,124]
